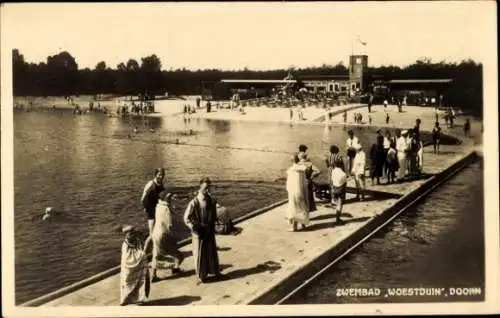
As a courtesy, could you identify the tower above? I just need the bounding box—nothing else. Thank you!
[349,55,368,94]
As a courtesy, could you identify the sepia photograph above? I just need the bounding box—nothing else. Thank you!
[1,1,499,317]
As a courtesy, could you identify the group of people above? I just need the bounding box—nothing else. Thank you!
[289,107,306,122]
[286,121,427,229]
[183,104,196,116]
[116,101,155,116]
[285,138,366,230]
[353,112,364,124]
[120,170,234,305]
[368,125,424,185]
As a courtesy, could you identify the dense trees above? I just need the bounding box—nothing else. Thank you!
[12,49,483,116]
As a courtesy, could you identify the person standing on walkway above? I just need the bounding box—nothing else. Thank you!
[330,157,348,224]
[343,110,347,123]
[405,129,413,176]
[408,130,420,179]
[285,153,310,231]
[151,191,184,282]
[120,226,152,306]
[432,121,441,154]
[183,178,221,283]
[417,134,424,174]
[141,168,166,236]
[413,118,422,139]
[383,131,392,177]
[326,145,345,174]
[464,118,471,138]
[449,107,455,128]
[370,135,385,185]
[346,130,360,176]
[386,141,398,184]
[367,93,373,113]
[299,152,321,214]
[351,143,366,201]
[396,130,408,182]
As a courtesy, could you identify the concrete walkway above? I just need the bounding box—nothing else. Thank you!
[40,142,474,307]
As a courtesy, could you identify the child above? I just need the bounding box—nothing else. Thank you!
[385,112,390,124]
[330,159,347,224]
[120,226,152,306]
[215,203,235,235]
[386,141,398,184]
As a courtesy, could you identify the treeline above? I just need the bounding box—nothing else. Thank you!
[12,49,482,116]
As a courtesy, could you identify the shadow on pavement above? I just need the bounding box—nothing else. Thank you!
[145,295,202,306]
[303,216,372,232]
[310,212,354,222]
[206,261,283,283]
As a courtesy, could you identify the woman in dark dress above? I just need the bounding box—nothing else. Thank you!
[298,152,321,213]
[370,135,385,185]
[408,131,421,179]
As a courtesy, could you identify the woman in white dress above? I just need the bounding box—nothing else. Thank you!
[396,130,409,181]
[351,143,367,201]
[286,153,310,232]
[151,192,184,282]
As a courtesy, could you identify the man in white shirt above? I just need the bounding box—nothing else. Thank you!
[396,130,408,182]
[351,143,366,201]
[331,162,347,224]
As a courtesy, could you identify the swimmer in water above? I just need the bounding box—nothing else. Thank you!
[32,207,60,222]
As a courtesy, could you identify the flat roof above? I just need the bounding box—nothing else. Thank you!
[221,79,297,84]
[300,75,349,79]
[388,79,453,84]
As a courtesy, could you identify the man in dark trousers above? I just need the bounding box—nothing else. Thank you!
[367,93,373,113]
[141,168,166,235]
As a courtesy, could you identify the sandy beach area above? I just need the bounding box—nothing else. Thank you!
[14,95,482,144]
[185,103,364,124]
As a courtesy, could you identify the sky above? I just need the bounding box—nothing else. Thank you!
[1,2,496,71]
